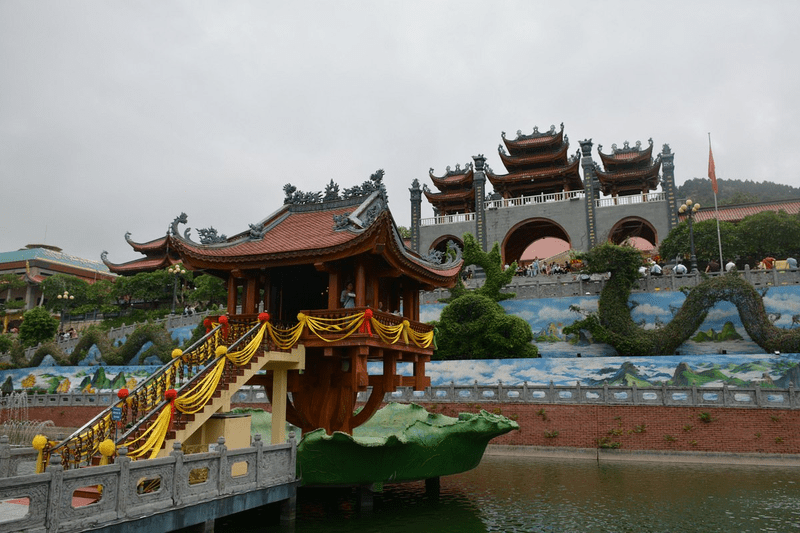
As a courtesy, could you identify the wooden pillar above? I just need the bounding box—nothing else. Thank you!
[328,270,340,310]
[371,276,380,309]
[355,260,366,307]
[262,271,271,313]
[244,276,258,315]
[226,276,238,315]
[271,369,288,445]
[403,283,415,320]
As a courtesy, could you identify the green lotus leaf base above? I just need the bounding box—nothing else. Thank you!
[235,403,519,486]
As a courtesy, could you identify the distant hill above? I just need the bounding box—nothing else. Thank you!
[676,178,800,207]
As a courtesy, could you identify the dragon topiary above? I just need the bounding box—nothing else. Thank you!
[563,243,800,356]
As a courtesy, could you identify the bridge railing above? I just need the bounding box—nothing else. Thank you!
[0,434,297,533]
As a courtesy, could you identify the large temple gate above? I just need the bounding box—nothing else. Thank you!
[412,125,679,260]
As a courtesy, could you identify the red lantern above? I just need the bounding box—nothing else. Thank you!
[165,389,178,426]
[117,388,129,400]
[360,308,373,336]
[258,312,270,323]
[203,317,212,333]
[218,315,230,338]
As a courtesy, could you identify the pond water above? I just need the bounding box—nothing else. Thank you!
[222,454,800,532]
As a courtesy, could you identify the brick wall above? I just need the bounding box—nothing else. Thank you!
[232,402,800,454]
[28,403,800,455]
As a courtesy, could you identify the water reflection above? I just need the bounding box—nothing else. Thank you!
[229,454,800,532]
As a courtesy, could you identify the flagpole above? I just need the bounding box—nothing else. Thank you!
[709,133,724,269]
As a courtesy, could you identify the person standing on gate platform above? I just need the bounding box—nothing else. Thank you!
[340,281,356,308]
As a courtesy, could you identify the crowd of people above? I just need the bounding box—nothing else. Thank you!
[515,258,575,277]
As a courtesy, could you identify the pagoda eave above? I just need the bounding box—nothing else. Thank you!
[499,141,570,172]
[502,127,564,155]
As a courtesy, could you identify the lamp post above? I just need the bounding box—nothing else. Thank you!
[678,199,701,273]
[168,264,186,314]
[57,290,74,334]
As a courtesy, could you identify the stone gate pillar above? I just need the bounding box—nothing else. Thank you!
[579,139,599,249]
[409,179,422,253]
[472,154,488,252]
[660,144,680,230]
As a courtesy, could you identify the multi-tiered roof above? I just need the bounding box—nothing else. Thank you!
[595,139,662,196]
[423,163,475,216]
[487,123,582,198]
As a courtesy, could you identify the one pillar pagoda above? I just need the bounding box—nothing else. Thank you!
[105,171,462,436]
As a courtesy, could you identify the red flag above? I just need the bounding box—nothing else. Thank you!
[708,145,718,194]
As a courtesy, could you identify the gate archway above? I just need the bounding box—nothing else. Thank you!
[502,218,572,266]
[429,234,464,259]
[607,216,658,249]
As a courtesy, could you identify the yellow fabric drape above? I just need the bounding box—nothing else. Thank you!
[122,405,172,460]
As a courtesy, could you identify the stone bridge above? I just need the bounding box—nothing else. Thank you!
[0,434,298,533]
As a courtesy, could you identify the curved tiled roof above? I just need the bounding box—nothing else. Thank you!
[138,194,463,287]
[598,141,654,168]
[501,124,564,155]
[499,141,570,173]
[0,247,110,274]
[684,200,800,223]
[428,167,474,190]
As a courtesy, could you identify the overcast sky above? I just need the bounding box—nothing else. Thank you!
[2,1,798,265]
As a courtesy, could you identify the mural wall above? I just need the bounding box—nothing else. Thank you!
[2,286,800,394]
[422,285,800,358]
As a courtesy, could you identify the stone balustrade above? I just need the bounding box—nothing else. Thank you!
[229,382,800,409]
[0,434,298,533]
[421,266,800,303]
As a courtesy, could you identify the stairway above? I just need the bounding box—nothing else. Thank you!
[158,345,305,456]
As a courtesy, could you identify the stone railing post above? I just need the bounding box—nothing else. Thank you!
[252,434,264,487]
[216,436,227,495]
[632,382,638,405]
[46,453,63,532]
[170,442,184,507]
[287,431,297,481]
[116,447,130,518]
[0,435,9,478]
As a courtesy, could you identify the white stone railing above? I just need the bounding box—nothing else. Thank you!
[420,190,669,227]
[420,212,476,227]
[485,190,585,210]
[595,192,666,208]
[0,434,297,532]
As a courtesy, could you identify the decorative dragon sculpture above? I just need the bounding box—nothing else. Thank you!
[563,243,800,356]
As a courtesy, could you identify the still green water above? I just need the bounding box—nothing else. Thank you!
[222,454,800,532]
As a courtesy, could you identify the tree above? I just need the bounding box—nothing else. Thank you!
[396,225,411,239]
[432,232,537,360]
[0,273,26,301]
[189,274,227,309]
[659,219,743,266]
[40,274,89,311]
[18,307,59,347]
[0,334,12,354]
[736,210,800,264]
[434,293,537,359]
